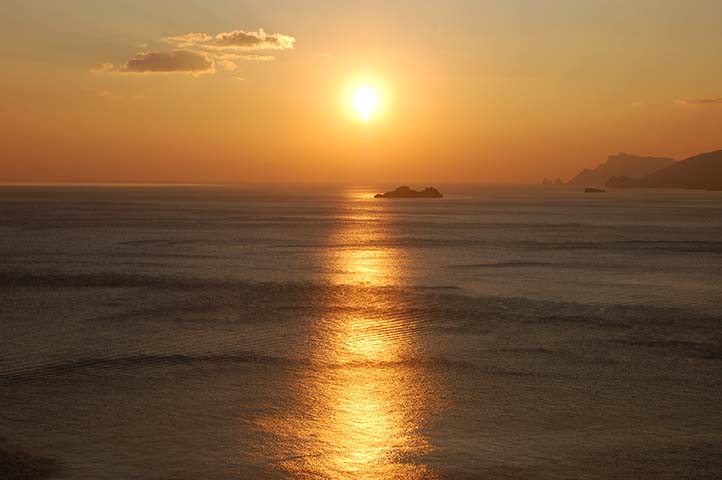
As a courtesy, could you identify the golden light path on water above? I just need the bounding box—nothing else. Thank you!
[258,192,443,479]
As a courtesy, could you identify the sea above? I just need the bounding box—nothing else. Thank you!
[1,184,721,479]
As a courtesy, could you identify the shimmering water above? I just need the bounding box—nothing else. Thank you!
[1,185,721,479]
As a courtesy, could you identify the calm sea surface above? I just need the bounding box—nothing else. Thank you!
[1,185,721,479]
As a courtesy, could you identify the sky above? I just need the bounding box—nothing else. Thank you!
[2,0,722,184]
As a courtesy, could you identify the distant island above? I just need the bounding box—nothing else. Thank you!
[375,186,443,198]
[607,149,722,191]
[585,187,606,193]
[567,153,676,186]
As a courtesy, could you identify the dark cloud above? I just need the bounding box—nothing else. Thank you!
[122,50,213,74]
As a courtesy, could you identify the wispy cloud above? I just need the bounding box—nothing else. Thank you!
[169,29,295,51]
[91,62,116,73]
[676,97,722,106]
[216,53,275,62]
[95,90,144,101]
[166,33,213,48]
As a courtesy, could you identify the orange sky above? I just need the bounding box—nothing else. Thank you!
[2,0,722,184]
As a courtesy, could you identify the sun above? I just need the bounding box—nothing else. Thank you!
[352,85,379,122]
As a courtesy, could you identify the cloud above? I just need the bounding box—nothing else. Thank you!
[212,53,276,72]
[166,32,213,47]
[213,29,295,50]
[94,27,293,78]
[168,28,295,51]
[676,97,722,106]
[91,62,116,73]
[122,50,214,73]
[94,51,214,74]
[219,60,237,71]
[217,53,275,62]
[94,90,144,101]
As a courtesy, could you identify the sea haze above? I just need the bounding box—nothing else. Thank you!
[1,185,721,479]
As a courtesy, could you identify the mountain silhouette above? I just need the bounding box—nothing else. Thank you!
[607,150,722,191]
[568,153,676,186]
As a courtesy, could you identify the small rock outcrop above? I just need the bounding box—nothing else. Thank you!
[375,186,443,199]
[585,188,606,193]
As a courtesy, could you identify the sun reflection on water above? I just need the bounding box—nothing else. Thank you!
[258,197,441,479]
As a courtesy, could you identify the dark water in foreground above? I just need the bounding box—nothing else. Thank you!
[1,185,721,479]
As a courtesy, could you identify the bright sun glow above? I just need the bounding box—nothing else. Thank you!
[353,86,379,122]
